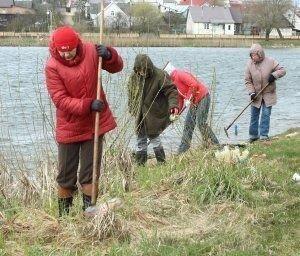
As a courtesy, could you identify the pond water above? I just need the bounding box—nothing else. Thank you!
[0,46,299,169]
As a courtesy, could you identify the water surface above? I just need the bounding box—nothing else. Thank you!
[0,46,299,168]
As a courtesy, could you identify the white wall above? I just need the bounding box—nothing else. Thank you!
[90,13,98,27]
[92,3,129,28]
[285,10,300,31]
[186,11,193,34]
[104,4,125,26]
[269,28,293,37]
[212,23,234,35]
[224,23,234,35]
[186,18,235,35]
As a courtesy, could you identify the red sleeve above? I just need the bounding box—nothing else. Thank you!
[45,65,93,116]
[102,47,123,73]
[178,71,201,100]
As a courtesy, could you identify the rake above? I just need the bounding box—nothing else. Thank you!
[224,83,270,138]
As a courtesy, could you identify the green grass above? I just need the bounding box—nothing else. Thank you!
[0,130,299,255]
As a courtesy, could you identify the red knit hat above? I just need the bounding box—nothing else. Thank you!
[52,26,79,52]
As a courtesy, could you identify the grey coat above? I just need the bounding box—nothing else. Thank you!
[245,44,286,108]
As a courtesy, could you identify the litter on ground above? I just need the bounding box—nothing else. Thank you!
[84,198,123,218]
[215,146,249,164]
[285,132,298,138]
[292,173,300,183]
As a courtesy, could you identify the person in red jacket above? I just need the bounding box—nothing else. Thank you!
[45,26,123,216]
[164,62,219,154]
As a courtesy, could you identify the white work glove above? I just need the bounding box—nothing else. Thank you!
[184,99,191,108]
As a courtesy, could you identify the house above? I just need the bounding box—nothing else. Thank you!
[116,2,131,18]
[89,0,130,28]
[229,5,243,34]
[0,0,35,29]
[88,0,108,26]
[14,0,33,9]
[159,0,188,14]
[58,0,78,26]
[284,8,300,34]
[269,15,294,37]
[186,5,236,35]
[103,1,130,28]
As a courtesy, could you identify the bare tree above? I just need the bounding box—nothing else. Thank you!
[163,11,186,33]
[131,3,163,35]
[36,0,66,31]
[110,12,128,36]
[245,0,292,40]
[6,14,36,32]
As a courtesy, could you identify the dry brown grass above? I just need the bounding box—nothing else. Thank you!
[2,209,59,241]
[1,133,299,254]
[1,33,300,48]
[1,180,250,254]
[0,158,56,205]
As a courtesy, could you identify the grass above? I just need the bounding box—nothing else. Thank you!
[0,129,299,255]
[0,35,300,48]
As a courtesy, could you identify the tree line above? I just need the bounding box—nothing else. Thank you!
[3,0,297,40]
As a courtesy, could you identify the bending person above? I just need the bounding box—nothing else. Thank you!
[164,62,219,154]
[127,54,178,165]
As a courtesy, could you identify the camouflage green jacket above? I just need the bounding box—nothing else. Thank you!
[127,54,178,136]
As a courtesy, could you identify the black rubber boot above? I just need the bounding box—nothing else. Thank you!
[153,146,166,163]
[82,194,92,211]
[249,137,259,143]
[135,151,147,166]
[58,197,73,217]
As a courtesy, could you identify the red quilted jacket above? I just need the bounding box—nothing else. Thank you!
[45,40,123,143]
[170,69,209,111]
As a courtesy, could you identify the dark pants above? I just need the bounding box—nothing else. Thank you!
[136,134,162,152]
[57,136,103,198]
[178,94,219,154]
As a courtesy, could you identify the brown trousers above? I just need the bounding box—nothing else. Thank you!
[57,136,103,198]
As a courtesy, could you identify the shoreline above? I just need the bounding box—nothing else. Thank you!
[0,127,299,255]
[0,33,299,48]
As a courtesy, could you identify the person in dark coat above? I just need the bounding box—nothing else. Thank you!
[45,26,123,216]
[127,54,178,165]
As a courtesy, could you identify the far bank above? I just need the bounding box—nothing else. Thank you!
[0,32,300,48]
